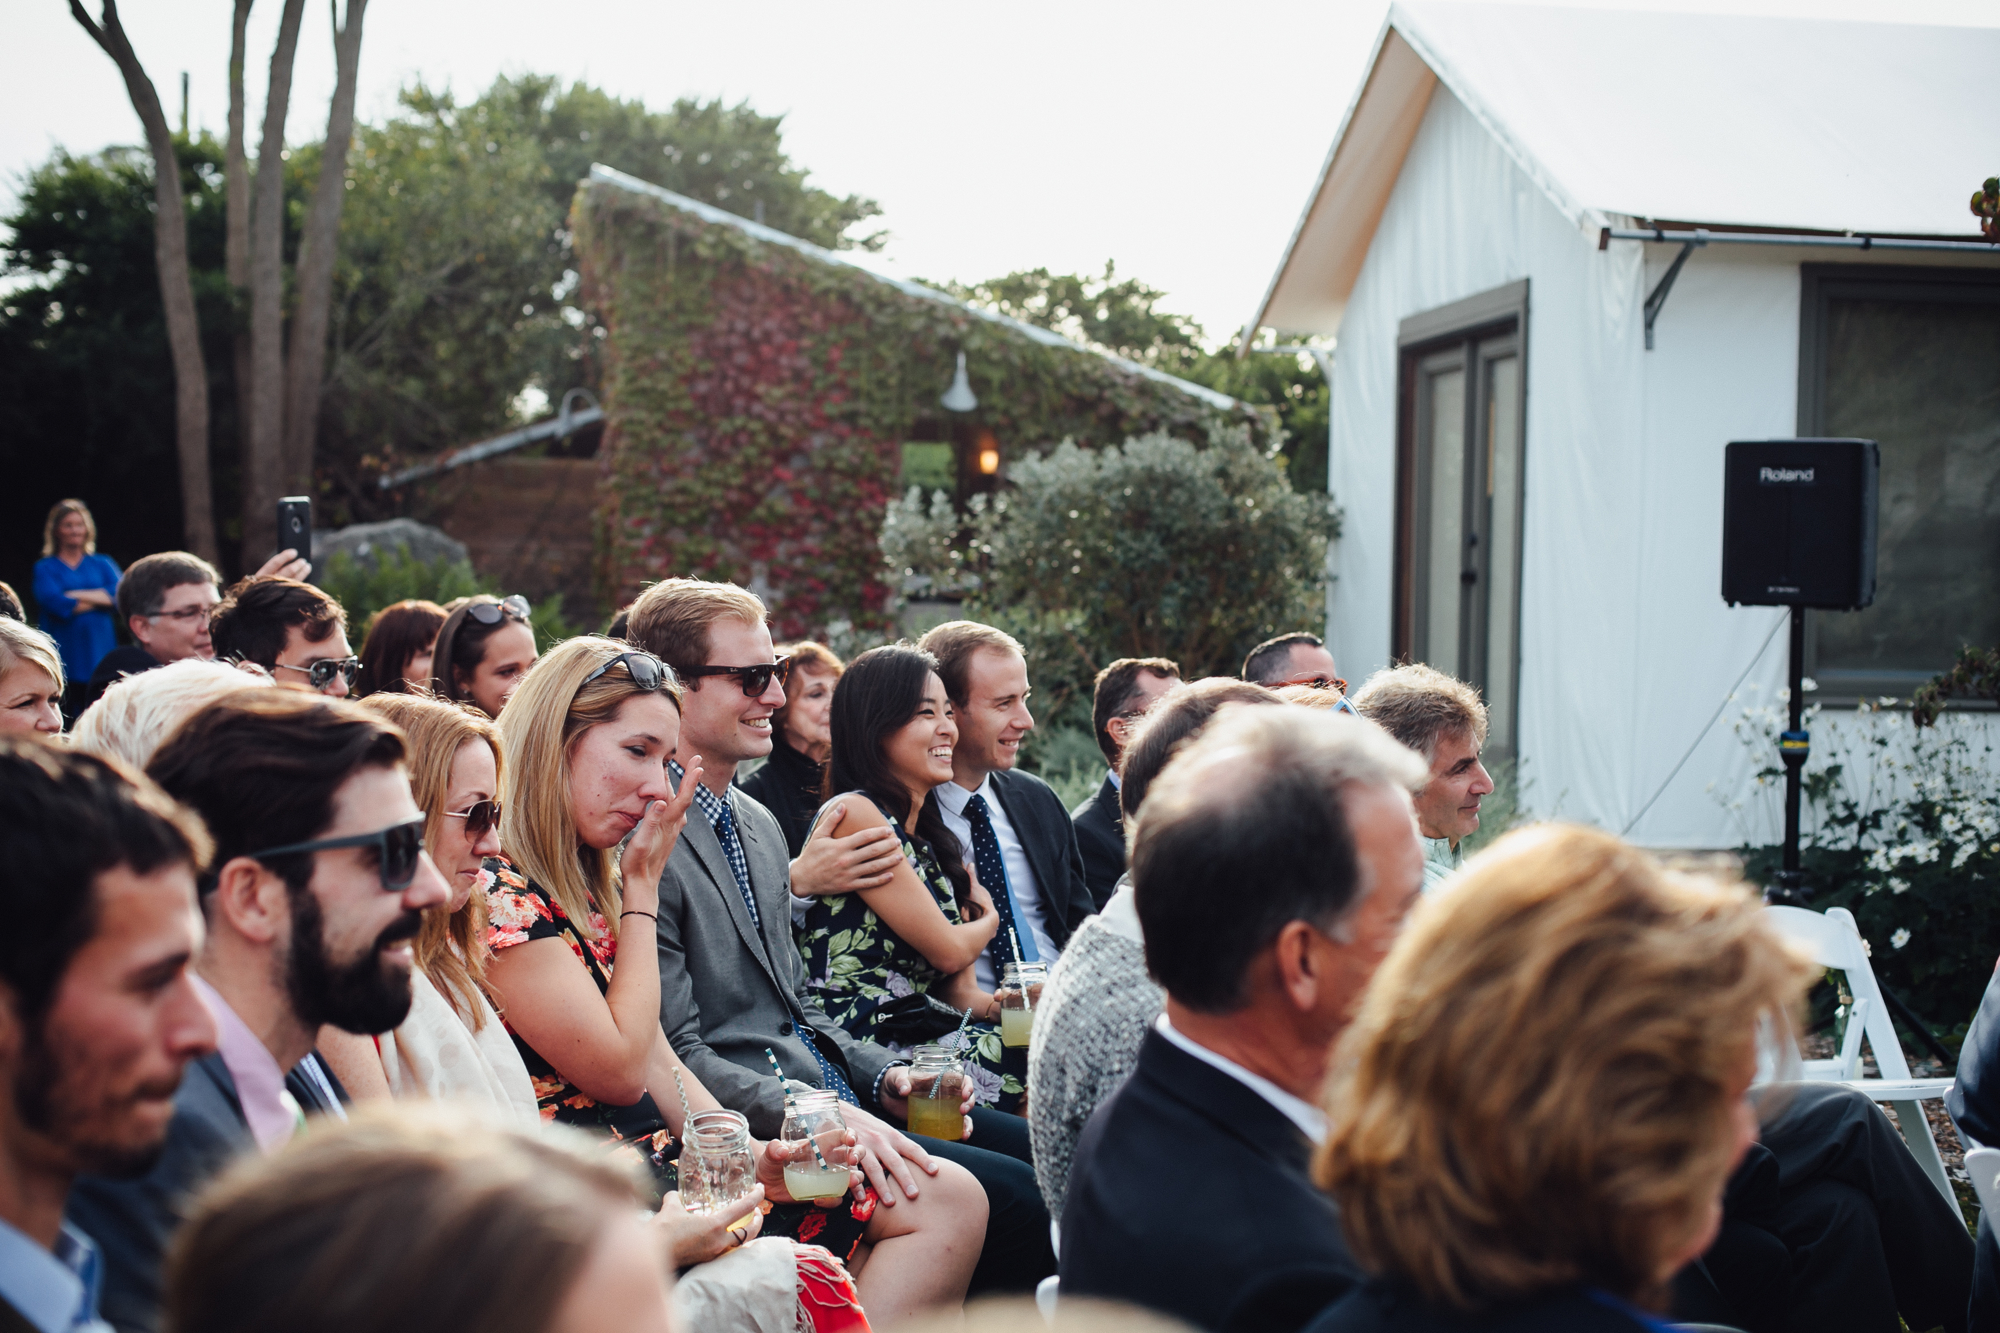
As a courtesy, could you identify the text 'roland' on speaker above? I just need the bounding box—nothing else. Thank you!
[1721,439,1878,610]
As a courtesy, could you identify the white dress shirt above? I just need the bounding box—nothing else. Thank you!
[1154,1012,1327,1144]
[0,1216,113,1333]
[934,774,1062,991]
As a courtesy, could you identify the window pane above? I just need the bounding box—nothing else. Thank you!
[1425,366,1466,674]
[1484,352,1522,756]
[1816,298,2000,683]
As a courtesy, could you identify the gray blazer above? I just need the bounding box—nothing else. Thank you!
[656,784,896,1138]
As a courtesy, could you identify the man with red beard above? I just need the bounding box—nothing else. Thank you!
[0,743,216,1333]
[66,694,447,1332]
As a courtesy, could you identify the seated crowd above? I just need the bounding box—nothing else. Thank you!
[0,553,1982,1333]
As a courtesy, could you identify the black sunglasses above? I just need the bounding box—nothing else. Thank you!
[675,656,792,698]
[465,595,531,626]
[249,818,428,891]
[444,800,501,837]
[580,650,674,693]
[275,656,361,691]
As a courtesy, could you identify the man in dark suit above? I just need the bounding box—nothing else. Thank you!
[0,745,216,1333]
[67,694,447,1332]
[630,582,1057,1301]
[1061,705,1429,1333]
[1070,656,1180,909]
[915,621,1094,988]
[1950,971,2000,1328]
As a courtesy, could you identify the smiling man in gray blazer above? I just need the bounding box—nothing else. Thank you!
[630,579,1056,1296]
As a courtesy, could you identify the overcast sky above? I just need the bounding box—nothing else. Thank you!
[10,0,1996,343]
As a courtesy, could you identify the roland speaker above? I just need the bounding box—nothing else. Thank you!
[1721,439,1878,609]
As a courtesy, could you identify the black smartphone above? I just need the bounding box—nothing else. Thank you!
[276,496,313,572]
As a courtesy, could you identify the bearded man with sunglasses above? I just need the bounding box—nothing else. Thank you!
[67,692,448,1332]
[209,577,358,699]
[629,578,1059,1299]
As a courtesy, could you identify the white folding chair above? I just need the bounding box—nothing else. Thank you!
[1763,905,1956,1206]
[1965,1146,2000,1222]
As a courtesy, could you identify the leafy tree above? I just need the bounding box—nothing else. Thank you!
[947,264,1331,491]
[0,138,239,603]
[323,76,885,520]
[883,427,1334,737]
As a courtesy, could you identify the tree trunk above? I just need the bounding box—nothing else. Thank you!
[68,0,220,564]
[281,0,368,501]
[242,0,306,564]
[226,0,255,550]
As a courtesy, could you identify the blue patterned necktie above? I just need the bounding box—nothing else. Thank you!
[709,799,856,1105]
[964,792,1038,968]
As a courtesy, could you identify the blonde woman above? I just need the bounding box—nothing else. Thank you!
[1308,825,1816,1333]
[0,618,65,738]
[486,637,983,1325]
[68,656,271,768]
[33,498,121,695]
[315,692,538,1123]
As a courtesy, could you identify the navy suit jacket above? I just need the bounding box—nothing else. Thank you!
[987,767,1093,952]
[1069,772,1124,912]
[1949,966,2000,1145]
[65,1053,347,1333]
[1061,1028,1361,1332]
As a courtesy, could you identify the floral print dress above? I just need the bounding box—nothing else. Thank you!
[794,796,1027,1113]
[483,855,873,1259]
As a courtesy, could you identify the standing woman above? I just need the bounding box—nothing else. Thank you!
[320,691,538,1123]
[738,641,843,855]
[355,599,447,697]
[431,594,538,719]
[797,645,1026,1112]
[0,619,65,739]
[32,499,120,714]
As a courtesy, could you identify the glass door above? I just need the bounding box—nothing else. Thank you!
[1401,329,1524,756]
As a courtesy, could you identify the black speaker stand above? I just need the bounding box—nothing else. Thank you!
[1768,606,1812,905]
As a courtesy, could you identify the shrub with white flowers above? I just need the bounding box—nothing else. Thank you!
[1731,698,2000,1045]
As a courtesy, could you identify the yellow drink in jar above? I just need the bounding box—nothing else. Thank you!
[1000,1004,1034,1047]
[907,1092,964,1140]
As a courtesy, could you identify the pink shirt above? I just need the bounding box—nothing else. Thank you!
[190,974,299,1153]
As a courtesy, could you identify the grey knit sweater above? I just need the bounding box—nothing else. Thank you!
[1025,884,1165,1220]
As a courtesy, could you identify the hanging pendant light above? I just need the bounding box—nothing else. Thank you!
[940,350,979,413]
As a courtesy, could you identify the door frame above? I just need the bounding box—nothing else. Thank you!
[1393,279,1530,751]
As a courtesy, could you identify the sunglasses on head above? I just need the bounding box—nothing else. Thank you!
[444,799,501,837]
[249,817,428,891]
[675,656,792,698]
[579,650,674,693]
[276,656,361,691]
[465,595,531,626]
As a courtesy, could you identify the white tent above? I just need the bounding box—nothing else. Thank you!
[1249,3,2000,847]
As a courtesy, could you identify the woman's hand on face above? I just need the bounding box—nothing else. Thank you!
[653,1185,763,1268]
[620,756,702,903]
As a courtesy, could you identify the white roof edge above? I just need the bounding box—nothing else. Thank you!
[586,164,1249,416]
[1241,12,1401,344]
[1386,3,1604,236]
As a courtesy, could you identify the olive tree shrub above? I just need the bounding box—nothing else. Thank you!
[883,427,1335,755]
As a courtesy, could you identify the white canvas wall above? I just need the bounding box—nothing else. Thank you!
[1325,86,1998,847]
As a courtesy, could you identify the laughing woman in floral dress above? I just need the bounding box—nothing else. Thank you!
[796,645,1028,1113]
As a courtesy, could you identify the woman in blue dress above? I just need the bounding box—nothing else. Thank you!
[32,499,120,706]
[796,644,1029,1113]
